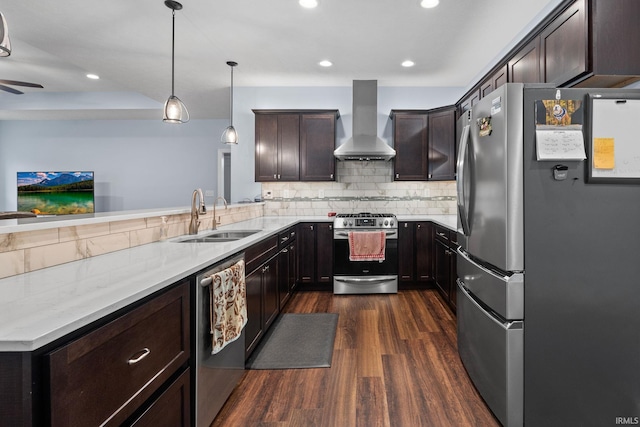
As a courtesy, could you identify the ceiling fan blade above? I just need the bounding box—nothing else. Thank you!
[0,79,43,88]
[0,84,23,94]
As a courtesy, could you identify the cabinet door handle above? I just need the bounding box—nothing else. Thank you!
[428,173,432,179]
[329,225,332,230]
[330,173,334,179]
[277,174,281,179]
[282,248,288,253]
[396,173,399,179]
[273,174,277,179]
[437,232,446,237]
[417,224,421,228]
[127,348,151,365]
[310,225,314,230]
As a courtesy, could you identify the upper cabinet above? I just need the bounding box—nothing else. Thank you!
[254,110,338,182]
[300,113,337,181]
[428,107,456,181]
[539,0,587,85]
[391,112,428,181]
[458,0,640,113]
[481,65,508,99]
[508,38,541,84]
[391,106,456,181]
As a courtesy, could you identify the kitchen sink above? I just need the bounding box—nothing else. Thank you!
[174,230,260,243]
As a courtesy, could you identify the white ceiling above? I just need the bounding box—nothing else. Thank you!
[0,0,560,120]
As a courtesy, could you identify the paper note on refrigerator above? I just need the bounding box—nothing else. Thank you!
[592,138,615,169]
[535,128,587,161]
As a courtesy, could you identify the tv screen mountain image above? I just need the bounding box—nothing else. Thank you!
[17,171,95,215]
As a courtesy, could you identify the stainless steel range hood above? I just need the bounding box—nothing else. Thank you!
[334,80,396,161]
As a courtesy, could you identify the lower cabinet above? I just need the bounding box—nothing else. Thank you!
[47,282,190,427]
[398,221,434,288]
[297,222,333,290]
[244,236,279,359]
[130,368,191,427]
[278,227,297,309]
[433,224,458,312]
[262,256,279,331]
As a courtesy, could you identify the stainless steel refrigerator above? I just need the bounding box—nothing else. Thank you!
[456,83,640,426]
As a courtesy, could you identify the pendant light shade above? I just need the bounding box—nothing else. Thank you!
[0,12,12,57]
[163,0,189,124]
[221,61,238,144]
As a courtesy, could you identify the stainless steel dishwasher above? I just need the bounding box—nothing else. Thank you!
[195,253,246,427]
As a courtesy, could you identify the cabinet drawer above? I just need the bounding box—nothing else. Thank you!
[278,227,296,248]
[48,282,190,427]
[130,368,191,427]
[434,225,450,243]
[246,235,278,273]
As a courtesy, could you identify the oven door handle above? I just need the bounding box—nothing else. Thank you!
[334,230,397,238]
[334,276,395,284]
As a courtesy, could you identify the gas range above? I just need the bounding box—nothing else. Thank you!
[333,213,397,230]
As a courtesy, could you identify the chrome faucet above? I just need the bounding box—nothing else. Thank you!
[189,188,206,235]
[213,196,228,230]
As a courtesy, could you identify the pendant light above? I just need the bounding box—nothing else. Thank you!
[221,61,238,144]
[0,12,11,57]
[163,0,189,123]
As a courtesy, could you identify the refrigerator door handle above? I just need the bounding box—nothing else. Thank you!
[457,123,471,236]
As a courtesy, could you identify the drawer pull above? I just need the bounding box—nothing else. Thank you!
[127,348,151,365]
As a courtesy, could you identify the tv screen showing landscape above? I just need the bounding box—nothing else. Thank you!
[17,171,95,215]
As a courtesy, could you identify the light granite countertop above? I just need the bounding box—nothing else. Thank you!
[0,214,455,352]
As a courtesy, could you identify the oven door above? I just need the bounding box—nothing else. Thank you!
[333,230,398,294]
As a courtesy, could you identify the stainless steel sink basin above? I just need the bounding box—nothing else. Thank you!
[174,230,260,243]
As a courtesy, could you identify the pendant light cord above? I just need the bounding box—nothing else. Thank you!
[229,64,233,126]
[171,9,175,96]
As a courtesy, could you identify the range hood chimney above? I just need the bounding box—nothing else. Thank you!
[334,80,396,161]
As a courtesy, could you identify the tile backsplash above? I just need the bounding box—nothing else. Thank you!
[0,203,263,279]
[263,161,456,216]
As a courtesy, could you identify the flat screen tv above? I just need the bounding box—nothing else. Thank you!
[17,171,95,215]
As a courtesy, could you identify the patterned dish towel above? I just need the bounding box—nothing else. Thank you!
[348,231,386,261]
[209,259,247,354]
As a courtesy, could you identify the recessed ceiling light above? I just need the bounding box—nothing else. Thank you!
[299,0,318,8]
[319,60,332,67]
[420,0,439,8]
[402,60,415,67]
[86,74,100,80]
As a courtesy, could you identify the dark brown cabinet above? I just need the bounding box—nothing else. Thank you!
[277,227,297,309]
[297,222,333,290]
[459,88,480,114]
[244,236,279,358]
[254,113,300,182]
[316,222,333,283]
[48,282,190,427]
[428,107,456,181]
[433,224,458,312]
[130,368,191,427]
[480,65,508,99]
[458,0,640,116]
[415,222,434,283]
[509,38,541,84]
[398,221,415,285]
[540,0,587,85]
[391,107,456,182]
[397,221,433,287]
[392,112,428,181]
[300,113,337,181]
[541,0,640,87]
[254,110,338,182]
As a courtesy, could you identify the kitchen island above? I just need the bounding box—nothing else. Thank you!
[0,210,455,426]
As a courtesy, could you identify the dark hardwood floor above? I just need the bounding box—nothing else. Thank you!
[212,289,500,427]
